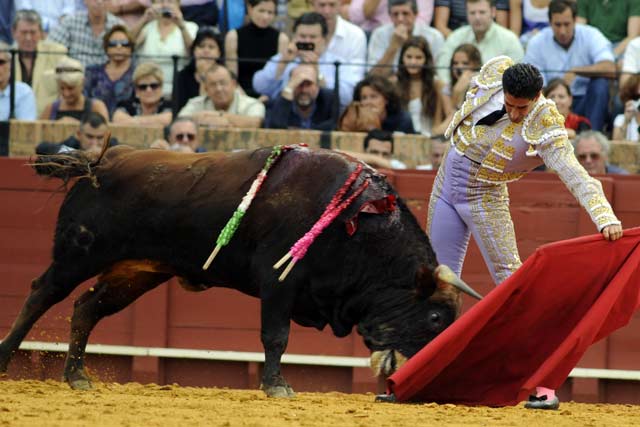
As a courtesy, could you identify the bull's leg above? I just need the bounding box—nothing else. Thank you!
[0,265,87,372]
[63,272,171,390]
[259,284,295,398]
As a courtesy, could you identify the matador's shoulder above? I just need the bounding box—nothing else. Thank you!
[522,96,568,146]
[472,56,515,90]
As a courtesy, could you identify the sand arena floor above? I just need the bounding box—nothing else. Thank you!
[0,380,639,426]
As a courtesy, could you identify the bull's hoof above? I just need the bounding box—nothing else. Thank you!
[65,368,93,391]
[263,384,296,398]
[69,378,93,391]
[260,376,295,398]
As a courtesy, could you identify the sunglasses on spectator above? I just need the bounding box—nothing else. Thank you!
[175,133,196,142]
[577,152,601,161]
[0,59,7,65]
[136,83,161,91]
[108,40,132,48]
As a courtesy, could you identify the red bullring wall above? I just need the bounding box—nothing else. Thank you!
[1,157,639,403]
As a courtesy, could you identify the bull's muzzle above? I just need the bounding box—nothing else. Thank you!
[370,350,408,377]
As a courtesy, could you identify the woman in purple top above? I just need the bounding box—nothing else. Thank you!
[84,25,136,119]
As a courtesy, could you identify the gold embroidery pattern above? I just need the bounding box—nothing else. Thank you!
[492,139,516,160]
[476,168,525,184]
[522,99,568,145]
[468,168,521,284]
[474,56,515,90]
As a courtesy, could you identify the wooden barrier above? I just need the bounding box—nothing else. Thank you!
[9,120,432,168]
[8,120,639,172]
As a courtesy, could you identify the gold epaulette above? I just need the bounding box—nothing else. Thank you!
[445,56,515,139]
[521,98,568,154]
[474,56,515,90]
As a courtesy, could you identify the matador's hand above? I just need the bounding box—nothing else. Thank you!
[602,224,623,241]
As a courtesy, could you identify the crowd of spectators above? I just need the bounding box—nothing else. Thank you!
[0,0,638,169]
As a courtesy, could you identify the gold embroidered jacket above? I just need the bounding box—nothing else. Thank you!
[444,56,620,231]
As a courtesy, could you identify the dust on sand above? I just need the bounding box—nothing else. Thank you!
[0,380,638,426]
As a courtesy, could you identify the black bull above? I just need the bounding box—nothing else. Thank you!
[0,145,479,397]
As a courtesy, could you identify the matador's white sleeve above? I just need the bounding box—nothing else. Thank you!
[530,104,621,231]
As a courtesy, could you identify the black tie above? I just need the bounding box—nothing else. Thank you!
[476,106,506,126]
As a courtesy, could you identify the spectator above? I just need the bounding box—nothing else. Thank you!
[309,0,367,81]
[11,9,68,115]
[337,101,382,132]
[48,0,125,67]
[0,0,15,44]
[150,116,203,152]
[446,43,481,109]
[612,74,640,142]
[112,61,172,126]
[434,0,509,38]
[179,63,265,128]
[396,36,453,136]
[175,26,222,112]
[576,0,640,60]
[353,74,415,134]
[108,1,152,28]
[218,0,246,33]
[181,0,218,28]
[84,24,136,118]
[508,0,550,46]
[417,134,448,170]
[620,36,640,89]
[346,0,436,35]
[264,63,337,130]
[543,78,591,140]
[436,0,524,85]
[0,41,37,120]
[40,56,109,122]
[253,12,359,111]
[573,130,629,175]
[132,0,198,96]
[368,0,444,77]
[225,0,289,99]
[523,0,615,131]
[358,129,408,169]
[36,111,118,155]
[14,1,77,34]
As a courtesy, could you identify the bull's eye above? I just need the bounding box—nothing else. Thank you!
[429,312,441,324]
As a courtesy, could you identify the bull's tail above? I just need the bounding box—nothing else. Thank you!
[32,132,112,186]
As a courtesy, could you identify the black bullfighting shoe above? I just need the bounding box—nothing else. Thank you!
[524,394,560,410]
[375,393,397,403]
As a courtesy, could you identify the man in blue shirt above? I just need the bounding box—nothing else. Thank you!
[264,63,336,131]
[523,0,615,131]
[0,42,36,121]
[252,12,358,111]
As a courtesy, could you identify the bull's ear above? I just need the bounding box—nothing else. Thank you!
[415,265,437,299]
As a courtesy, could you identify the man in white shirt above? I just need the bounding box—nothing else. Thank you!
[309,0,367,81]
[179,64,265,129]
[253,12,359,111]
[368,0,444,76]
[435,0,524,84]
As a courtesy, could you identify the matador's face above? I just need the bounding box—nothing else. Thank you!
[504,92,540,124]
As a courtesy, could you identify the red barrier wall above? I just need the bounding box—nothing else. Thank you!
[1,157,639,403]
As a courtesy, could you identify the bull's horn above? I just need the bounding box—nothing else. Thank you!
[435,265,483,300]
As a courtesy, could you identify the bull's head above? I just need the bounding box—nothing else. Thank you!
[364,265,481,377]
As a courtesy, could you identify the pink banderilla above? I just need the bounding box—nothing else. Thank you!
[274,163,369,281]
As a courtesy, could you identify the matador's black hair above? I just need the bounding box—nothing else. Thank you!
[502,63,544,100]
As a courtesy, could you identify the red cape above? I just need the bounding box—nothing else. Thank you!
[387,228,640,406]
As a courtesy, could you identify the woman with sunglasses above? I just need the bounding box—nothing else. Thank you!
[84,25,137,118]
[112,62,173,126]
[40,56,109,123]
